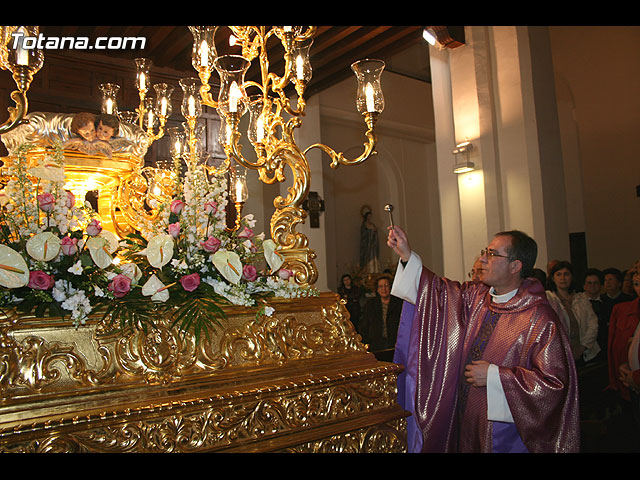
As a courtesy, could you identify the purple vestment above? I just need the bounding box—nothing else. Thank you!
[399,267,580,453]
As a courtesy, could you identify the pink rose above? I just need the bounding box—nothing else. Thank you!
[200,236,221,253]
[278,268,293,281]
[61,236,78,255]
[180,272,200,292]
[170,199,185,215]
[168,222,180,238]
[242,264,258,282]
[204,201,218,215]
[37,193,55,212]
[28,270,54,290]
[86,219,102,236]
[238,227,254,239]
[65,190,75,209]
[108,274,131,298]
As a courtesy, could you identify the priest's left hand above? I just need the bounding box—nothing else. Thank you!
[464,360,490,387]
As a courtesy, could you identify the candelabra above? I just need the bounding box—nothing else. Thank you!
[189,26,385,286]
[0,26,44,134]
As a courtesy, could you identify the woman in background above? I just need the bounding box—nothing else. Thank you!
[546,261,600,365]
[338,274,362,332]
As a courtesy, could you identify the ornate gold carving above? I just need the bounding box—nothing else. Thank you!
[1,294,366,395]
[0,364,405,453]
[0,296,407,453]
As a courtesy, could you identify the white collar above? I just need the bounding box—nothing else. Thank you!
[489,287,519,303]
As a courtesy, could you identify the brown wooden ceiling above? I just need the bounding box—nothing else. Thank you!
[38,26,426,98]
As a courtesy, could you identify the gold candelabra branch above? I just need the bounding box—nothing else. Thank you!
[188,26,384,286]
[305,111,379,169]
[0,26,44,135]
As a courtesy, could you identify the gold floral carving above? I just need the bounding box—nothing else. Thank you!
[1,294,367,394]
[0,366,406,453]
[0,295,407,453]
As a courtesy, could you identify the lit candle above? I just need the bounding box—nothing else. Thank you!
[160,97,168,116]
[296,55,304,80]
[229,81,240,113]
[256,116,265,143]
[283,26,292,32]
[188,96,195,117]
[199,41,208,67]
[235,178,244,201]
[365,82,375,112]
[229,35,237,47]
[174,140,182,155]
[139,73,146,91]
[105,98,114,115]
[16,45,28,66]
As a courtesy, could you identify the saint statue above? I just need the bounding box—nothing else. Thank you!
[359,206,380,274]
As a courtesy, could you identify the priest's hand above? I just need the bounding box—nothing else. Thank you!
[387,225,411,262]
[464,360,490,387]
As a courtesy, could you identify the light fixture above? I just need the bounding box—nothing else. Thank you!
[422,27,437,46]
[452,140,475,174]
[0,26,44,134]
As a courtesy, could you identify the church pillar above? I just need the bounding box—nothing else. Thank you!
[429,26,569,279]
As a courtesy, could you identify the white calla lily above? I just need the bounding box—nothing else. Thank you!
[86,236,113,269]
[119,262,142,285]
[211,249,243,284]
[142,274,170,302]
[26,232,61,262]
[146,234,174,269]
[0,245,30,288]
[98,230,119,254]
[262,239,284,272]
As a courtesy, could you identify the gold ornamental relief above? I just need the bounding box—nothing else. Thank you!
[281,418,407,453]
[1,295,367,394]
[0,365,403,453]
[214,300,366,367]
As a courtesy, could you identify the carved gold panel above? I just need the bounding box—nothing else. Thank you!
[0,293,408,453]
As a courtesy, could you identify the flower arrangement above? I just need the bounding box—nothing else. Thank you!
[0,142,317,339]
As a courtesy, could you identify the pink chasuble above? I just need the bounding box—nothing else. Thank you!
[410,268,580,453]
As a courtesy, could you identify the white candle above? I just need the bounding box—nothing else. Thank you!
[16,46,28,66]
[235,178,244,201]
[229,81,240,113]
[188,96,195,117]
[105,98,114,115]
[283,26,292,32]
[296,55,304,80]
[139,73,146,91]
[256,116,265,142]
[199,41,208,67]
[365,83,375,112]
[160,97,167,116]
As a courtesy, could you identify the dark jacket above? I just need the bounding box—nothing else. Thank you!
[360,294,403,352]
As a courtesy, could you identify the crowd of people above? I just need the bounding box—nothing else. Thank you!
[337,241,640,452]
[541,259,640,451]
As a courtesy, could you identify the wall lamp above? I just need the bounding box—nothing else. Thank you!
[452,141,475,174]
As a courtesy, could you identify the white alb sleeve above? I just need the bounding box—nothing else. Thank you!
[487,364,515,423]
[390,251,422,305]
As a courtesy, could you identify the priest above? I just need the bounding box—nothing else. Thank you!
[388,226,580,453]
